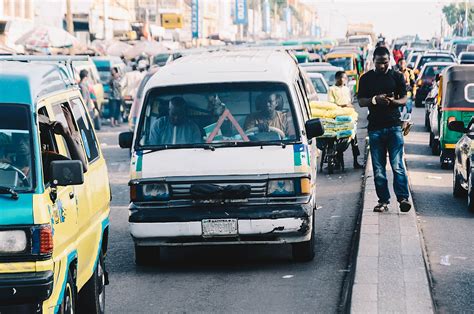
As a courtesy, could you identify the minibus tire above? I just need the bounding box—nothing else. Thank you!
[453,168,466,198]
[78,252,106,314]
[468,173,474,213]
[94,116,101,131]
[59,271,76,314]
[135,245,160,266]
[292,215,315,262]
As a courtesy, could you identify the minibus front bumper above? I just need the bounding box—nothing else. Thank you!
[129,203,314,246]
[0,270,53,305]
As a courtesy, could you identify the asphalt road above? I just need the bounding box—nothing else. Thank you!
[97,109,367,313]
[405,107,474,313]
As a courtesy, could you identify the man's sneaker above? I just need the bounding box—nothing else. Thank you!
[374,202,389,212]
[399,199,412,212]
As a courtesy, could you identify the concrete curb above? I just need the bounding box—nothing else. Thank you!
[350,154,434,314]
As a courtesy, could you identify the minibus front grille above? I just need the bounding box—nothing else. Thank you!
[170,182,267,200]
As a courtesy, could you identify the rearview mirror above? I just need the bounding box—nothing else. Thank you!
[448,121,467,133]
[305,118,324,139]
[50,160,84,186]
[119,132,134,149]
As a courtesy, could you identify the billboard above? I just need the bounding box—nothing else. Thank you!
[161,13,183,29]
[234,0,248,25]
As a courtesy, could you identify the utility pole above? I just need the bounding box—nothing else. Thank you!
[103,0,108,40]
[65,0,74,34]
[464,0,469,37]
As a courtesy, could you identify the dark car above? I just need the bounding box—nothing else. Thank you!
[459,52,474,64]
[450,116,474,212]
[415,62,454,107]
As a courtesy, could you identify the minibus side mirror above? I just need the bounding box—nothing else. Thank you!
[448,121,468,133]
[119,132,134,149]
[50,160,84,187]
[305,118,324,139]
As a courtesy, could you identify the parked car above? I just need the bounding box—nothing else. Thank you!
[459,51,474,64]
[450,117,474,211]
[0,61,110,312]
[119,50,324,264]
[307,72,329,101]
[406,51,421,69]
[415,62,454,107]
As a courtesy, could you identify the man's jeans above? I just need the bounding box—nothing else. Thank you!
[369,126,410,203]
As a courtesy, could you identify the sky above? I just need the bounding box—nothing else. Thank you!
[302,0,456,40]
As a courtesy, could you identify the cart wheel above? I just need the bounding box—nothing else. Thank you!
[327,157,334,174]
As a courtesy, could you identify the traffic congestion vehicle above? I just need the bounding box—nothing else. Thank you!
[299,63,344,86]
[91,56,126,117]
[415,62,454,108]
[424,73,441,130]
[448,116,474,212]
[449,117,474,212]
[412,52,456,77]
[459,51,474,64]
[0,61,110,313]
[430,65,474,168]
[306,73,329,101]
[119,49,324,263]
[325,51,363,94]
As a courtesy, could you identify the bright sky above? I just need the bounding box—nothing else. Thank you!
[303,0,457,40]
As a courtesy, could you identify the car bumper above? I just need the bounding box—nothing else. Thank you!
[0,271,53,304]
[129,204,313,245]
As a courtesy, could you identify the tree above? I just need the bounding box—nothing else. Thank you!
[442,3,474,36]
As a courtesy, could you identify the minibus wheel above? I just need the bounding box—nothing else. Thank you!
[59,271,76,314]
[453,168,466,198]
[292,214,315,262]
[468,172,474,213]
[78,251,106,314]
[135,245,160,266]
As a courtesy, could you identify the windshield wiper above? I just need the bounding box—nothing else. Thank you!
[0,186,19,200]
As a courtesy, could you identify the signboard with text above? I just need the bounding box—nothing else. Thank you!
[234,0,248,25]
[191,0,199,38]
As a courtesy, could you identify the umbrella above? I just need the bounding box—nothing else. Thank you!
[15,26,80,50]
[123,41,168,59]
[106,41,133,57]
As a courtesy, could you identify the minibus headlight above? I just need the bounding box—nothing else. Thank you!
[0,230,27,253]
[132,183,170,201]
[267,180,295,196]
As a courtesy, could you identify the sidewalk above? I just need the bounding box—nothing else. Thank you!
[351,154,434,313]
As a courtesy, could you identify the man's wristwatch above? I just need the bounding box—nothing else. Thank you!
[371,96,377,105]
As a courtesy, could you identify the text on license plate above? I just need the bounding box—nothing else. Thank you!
[202,219,238,237]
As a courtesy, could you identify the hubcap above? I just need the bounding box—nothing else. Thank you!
[64,283,74,314]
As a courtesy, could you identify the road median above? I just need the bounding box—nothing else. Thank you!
[351,153,434,313]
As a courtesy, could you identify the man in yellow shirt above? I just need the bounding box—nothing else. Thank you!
[328,71,363,169]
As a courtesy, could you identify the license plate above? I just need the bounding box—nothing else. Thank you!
[202,219,238,237]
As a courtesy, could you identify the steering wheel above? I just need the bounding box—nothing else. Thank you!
[245,126,286,139]
[0,162,29,187]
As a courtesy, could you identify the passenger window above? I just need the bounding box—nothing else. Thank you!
[69,97,100,162]
[38,107,70,184]
[294,82,310,122]
[52,102,79,158]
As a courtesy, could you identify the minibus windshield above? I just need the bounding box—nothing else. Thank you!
[0,104,34,192]
[136,82,300,150]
